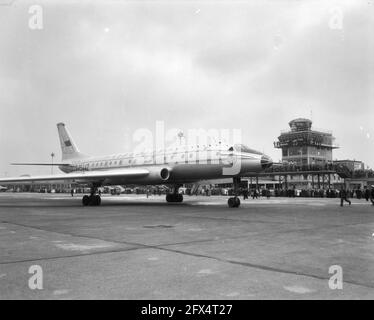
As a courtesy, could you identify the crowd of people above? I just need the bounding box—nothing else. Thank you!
[235,185,374,207]
[351,169,374,179]
[336,186,374,206]
[263,163,374,179]
[265,162,339,173]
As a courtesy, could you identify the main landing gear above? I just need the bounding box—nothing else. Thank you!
[166,185,183,203]
[228,197,240,208]
[228,177,241,208]
[82,185,101,206]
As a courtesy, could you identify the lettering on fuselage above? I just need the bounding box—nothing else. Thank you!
[70,163,89,172]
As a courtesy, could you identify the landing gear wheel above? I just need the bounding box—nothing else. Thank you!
[82,195,90,206]
[234,197,240,207]
[166,193,183,203]
[92,195,101,206]
[82,194,101,206]
[228,197,240,208]
[176,194,183,203]
[228,197,235,208]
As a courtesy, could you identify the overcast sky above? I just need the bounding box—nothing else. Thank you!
[0,0,373,176]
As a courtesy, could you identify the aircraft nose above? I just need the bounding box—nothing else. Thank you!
[261,155,273,169]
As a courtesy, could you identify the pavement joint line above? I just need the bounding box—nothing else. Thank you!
[1,222,374,290]
[3,209,374,236]
[1,218,372,256]
[0,246,146,266]
[2,234,373,291]
[2,198,374,293]
[1,220,227,248]
[153,246,374,290]
[2,218,368,254]
[0,220,279,263]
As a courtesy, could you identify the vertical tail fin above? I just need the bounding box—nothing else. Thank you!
[57,123,87,160]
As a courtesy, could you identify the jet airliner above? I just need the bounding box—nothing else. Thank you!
[0,123,273,208]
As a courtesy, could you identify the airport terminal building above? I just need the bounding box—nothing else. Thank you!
[239,118,371,193]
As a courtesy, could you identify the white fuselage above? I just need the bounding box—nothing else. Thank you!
[59,143,270,186]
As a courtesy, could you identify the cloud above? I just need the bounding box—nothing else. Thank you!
[0,0,373,176]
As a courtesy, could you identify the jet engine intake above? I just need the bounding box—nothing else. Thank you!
[160,167,171,181]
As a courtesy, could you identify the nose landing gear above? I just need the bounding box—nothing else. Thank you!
[228,177,241,208]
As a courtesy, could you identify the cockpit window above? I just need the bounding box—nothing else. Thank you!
[233,144,262,155]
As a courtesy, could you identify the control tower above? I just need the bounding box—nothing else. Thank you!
[274,118,338,166]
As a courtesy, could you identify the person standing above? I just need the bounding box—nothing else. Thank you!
[243,188,248,200]
[370,186,374,206]
[356,188,362,200]
[252,189,258,199]
[364,186,370,202]
[340,187,351,207]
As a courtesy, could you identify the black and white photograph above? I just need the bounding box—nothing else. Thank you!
[0,0,373,305]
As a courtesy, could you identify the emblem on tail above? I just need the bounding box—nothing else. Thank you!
[57,123,87,160]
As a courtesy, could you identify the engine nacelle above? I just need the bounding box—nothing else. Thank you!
[145,166,172,183]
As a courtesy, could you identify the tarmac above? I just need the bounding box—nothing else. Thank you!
[0,192,374,299]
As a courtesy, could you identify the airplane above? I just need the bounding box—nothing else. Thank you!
[0,123,273,208]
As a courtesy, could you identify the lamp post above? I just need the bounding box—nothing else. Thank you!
[177,131,184,145]
[50,152,55,174]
